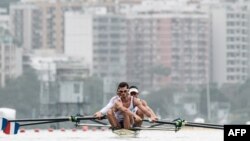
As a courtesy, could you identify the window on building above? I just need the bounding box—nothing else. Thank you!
[227,75,235,80]
[74,83,80,94]
[242,76,246,80]
[227,68,234,72]
[241,14,246,18]
[242,30,247,34]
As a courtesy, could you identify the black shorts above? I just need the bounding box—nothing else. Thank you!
[119,120,124,128]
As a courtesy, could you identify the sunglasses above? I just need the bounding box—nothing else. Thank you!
[118,90,128,93]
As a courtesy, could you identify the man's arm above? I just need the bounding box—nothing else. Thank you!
[134,98,152,117]
[134,98,157,121]
[142,100,157,117]
[94,96,117,118]
[99,101,114,115]
[114,100,141,121]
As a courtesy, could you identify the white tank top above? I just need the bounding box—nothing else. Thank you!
[115,96,135,121]
[100,95,120,115]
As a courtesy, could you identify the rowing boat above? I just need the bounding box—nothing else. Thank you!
[112,129,140,137]
[0,115,224,136]
[75,123,175,137]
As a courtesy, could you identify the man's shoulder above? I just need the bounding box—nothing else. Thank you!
[141,99,147,105]
[112,96,121,101]
[111,95,119,99]
[135,98,147,105]
[140,98,145,102]
[133,96,141,103]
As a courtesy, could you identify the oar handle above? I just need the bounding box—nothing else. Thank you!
[77,116,106,121]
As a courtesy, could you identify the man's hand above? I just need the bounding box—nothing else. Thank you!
[134,114,142,122]
[150,115,158,122]
[94,112,103,120]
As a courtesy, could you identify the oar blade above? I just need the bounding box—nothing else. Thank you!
[1,118,8,130]
[4,121,20,135]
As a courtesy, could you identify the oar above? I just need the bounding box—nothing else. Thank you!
[131,126,176,131]
[90,119,109,125]
[2,115,106,135]
[143,119,224,130]
[184,121,223,128]
[148,118,224,128]
[9,115,106,122]
[19,120,70,127]
[77,123,111,127]
[149,123,166,128]
[76,123,176,131]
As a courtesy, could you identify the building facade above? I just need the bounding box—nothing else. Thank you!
[0,30,23,88]
[126,10,210,90]
[211,2,250,86]
[92,14,127,99]
[10,0,83,53]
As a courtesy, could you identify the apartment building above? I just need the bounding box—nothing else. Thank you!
[210,1,250,86]
[0,29,22,88]
[170,12,210,87]
[10,0,127,54]
[9,4,37,52]
[126,15,171,90]
[125,2,211,90]
[64,11,127,99]
[10,0,83,54]
[92,14,127,98]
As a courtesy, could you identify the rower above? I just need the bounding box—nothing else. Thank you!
[94,82,142,129]
[129,86,158,127]
[109,82,158,129]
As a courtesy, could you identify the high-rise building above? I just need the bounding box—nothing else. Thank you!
[64,11,127,101]
[10,0,83,54]
[170,12,210,88]
[64,12,93,73]
[125,0,211,90]
[0,27,23,88]
[10,4,37,52]
[126,15,171,90]
[210,1,250,86]
[92,14,127,96]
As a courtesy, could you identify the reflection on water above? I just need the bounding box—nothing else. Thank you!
[0,128,223,141]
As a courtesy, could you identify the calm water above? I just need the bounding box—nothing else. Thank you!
[0,128,223,141]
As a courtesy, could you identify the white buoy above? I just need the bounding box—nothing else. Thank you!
[0,108,16,120]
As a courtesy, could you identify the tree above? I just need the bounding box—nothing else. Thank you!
[237,79,250,109]
[199,84,229,118]
[142,85,178,118]
[0,67,40,118]
[83,76,104,114]
[228,79,250,123]
[210,82,250,123]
